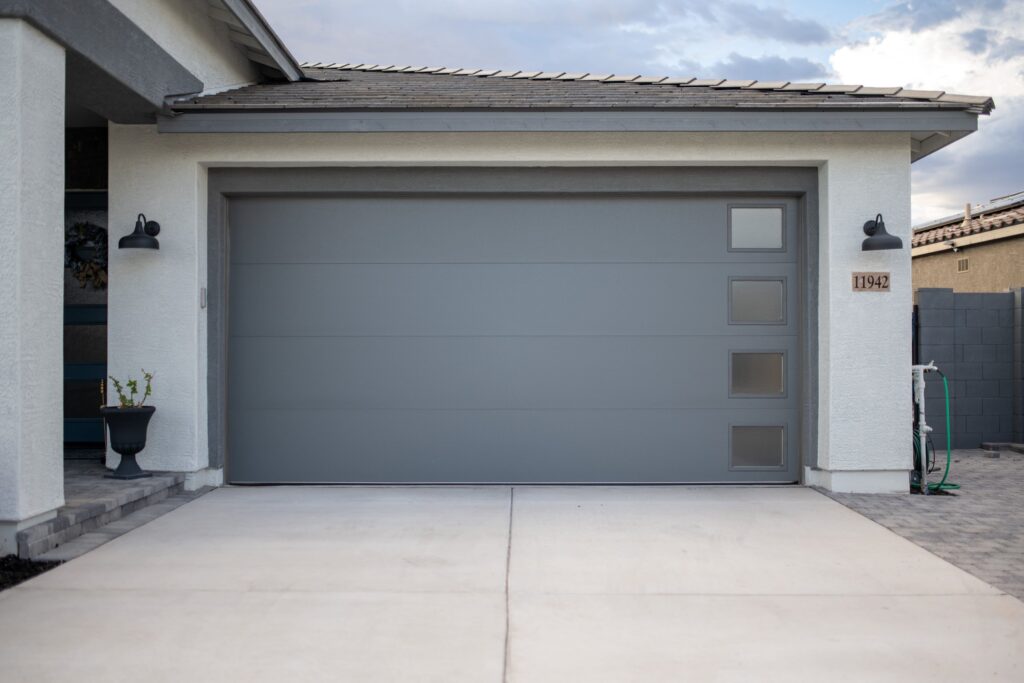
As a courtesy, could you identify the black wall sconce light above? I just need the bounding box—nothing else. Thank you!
[861,213,903,251]
[119,213,161,250]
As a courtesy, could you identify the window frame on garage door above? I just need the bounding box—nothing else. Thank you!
[206,167,820,481]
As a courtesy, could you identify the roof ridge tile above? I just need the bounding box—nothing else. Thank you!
[896,89,944,99]
[746,81,790,90]
[633,76,667,84]
[853,86,901,95]
[780,83,824,91]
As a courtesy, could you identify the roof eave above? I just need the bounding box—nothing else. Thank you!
[214,0,303,82]
[157,108,979,151]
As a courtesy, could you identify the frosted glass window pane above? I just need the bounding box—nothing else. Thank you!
[731,426,785,468]
[730,207,783,249]
[730,279,785,323]
[732,353,784,396]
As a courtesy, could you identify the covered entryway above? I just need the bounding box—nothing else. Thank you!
[220,169,808,484]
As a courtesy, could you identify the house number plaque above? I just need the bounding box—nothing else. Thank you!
[852,272,890,291]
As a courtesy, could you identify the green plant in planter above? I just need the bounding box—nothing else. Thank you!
[102,370,156,480]
[109,370,154,407]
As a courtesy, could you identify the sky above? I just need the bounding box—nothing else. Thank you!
[253,0,1024,225]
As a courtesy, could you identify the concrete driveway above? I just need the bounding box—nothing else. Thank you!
[1,486,1022,682]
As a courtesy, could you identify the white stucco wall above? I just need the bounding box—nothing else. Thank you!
[0,19,65,547]
[107,0,258,94]
[107,126,914,491]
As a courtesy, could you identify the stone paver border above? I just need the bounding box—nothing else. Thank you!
[824,449,1024,601]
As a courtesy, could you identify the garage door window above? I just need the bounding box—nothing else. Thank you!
[730,426,785,469]
[729,278,786,324]
[728,206,785,251]
[730,352,786,397]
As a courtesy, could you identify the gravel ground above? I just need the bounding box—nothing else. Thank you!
[0,555,61,592]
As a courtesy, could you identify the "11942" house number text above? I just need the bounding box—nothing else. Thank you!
[851,272,890,291]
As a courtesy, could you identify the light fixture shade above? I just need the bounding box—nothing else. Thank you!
[862,214,903,251]
[119,214,160,250]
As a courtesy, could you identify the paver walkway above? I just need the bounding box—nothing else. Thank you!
[16,461,184,558]
[826,449,1024,601]
[1,486,1022,682]
[62,460,183,510]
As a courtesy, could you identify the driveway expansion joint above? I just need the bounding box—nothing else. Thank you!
[502,486,515,683]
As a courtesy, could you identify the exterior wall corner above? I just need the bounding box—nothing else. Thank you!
[0,18,66,527]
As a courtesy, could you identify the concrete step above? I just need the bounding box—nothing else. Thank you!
[36,488,214,562]
[17,464,187,558]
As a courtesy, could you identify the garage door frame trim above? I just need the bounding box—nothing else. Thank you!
[206,166,819,481]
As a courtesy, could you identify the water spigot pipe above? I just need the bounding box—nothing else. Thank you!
[911,363,938,495]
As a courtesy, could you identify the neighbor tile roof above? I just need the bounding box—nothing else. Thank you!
[912,192,1024,247]
[172,63,995,114]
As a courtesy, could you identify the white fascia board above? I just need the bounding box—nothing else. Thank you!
[219,0,303,81]
[158,109,979,150]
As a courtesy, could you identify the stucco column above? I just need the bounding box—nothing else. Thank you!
[0,19,66,555]
[807,145,914,493]
[107,126,213,486]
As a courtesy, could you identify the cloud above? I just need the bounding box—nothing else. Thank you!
[990,37,1024,61]
[409,0,695,27]
[706,53,830,80]
[912,112,1024,221]
[961,28,992,54]
[255,0,699,73]
[257,0,834,75]
[870,0,1007,31]
[721,3,831,45]
[831,1,1024,224]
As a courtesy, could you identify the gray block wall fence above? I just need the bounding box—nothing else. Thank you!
[916,288,1024,449]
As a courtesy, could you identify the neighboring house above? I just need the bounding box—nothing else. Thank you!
[0,0,996,553]
[912,192,1024,293]
[911,194,1024,451]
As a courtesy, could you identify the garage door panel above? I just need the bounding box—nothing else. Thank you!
[228,408,798,483]
[226,190,802,484]
[230,196,799,266]
[230,336,799,411]
[230,263,797,337]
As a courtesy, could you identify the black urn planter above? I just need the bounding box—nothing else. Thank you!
[100,406,156,480]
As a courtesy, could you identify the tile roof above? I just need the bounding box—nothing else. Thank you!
[171,63,995,114]
[912,192,1024,247]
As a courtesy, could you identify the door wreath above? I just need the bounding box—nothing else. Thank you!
[65,221,109,290]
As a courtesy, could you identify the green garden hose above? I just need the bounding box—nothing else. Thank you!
[913,372,960,492]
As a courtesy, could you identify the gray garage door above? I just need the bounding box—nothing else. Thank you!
[226,192,801,483]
